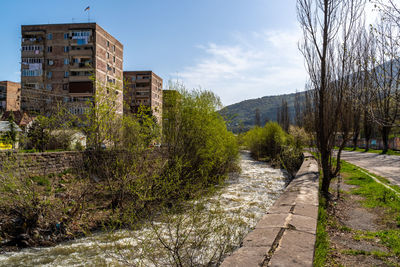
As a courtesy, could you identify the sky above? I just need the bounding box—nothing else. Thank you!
[0,0,379,106]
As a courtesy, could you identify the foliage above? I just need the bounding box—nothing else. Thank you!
[242,122,303,176]
[78,80,123,150]
[162,83,239,197]
[26,116,51,152]
[219,92,305,133]
[4,112,18,148]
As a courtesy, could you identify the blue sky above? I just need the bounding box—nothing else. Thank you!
[0,0,378,105]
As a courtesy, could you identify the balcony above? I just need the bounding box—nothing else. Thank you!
[70,61,93,70]
[21,76,44,83]
[69,81,94,95]
[21,50,44,57]
[69,47,93,56]
[135,78,151,83]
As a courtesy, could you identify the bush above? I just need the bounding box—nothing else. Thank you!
[162,85,239,199]
[243,122,303,177]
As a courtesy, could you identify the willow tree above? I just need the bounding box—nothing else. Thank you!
[297,0,365,198]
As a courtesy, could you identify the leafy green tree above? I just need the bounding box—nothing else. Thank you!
[27,116,51,152]
[162,83,239,197]
[4,112,18,149]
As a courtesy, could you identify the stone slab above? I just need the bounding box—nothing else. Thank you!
[242,227,280,247]
[269,230,316,267]
[287,214,317,235]
[292,203,319,219]
[255,213,289,229]
[220,246,268,267]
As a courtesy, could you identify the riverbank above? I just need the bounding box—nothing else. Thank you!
[0,151,289,266]
[222,152,319,266]
[314,161,400,266]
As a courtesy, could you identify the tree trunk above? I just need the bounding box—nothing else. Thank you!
[320,152,332,199]
[381,126,390,154]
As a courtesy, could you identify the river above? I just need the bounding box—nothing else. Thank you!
[0,151,288,266]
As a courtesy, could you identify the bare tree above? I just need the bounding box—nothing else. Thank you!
[294,90,303,127]
[297,0,365,197]
[255,108,261,127]
[278,99,290,132]
[369,18,400,153]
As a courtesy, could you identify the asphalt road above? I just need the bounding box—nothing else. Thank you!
[339,150,400,187]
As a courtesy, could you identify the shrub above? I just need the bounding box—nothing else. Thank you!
[243,122,304,177]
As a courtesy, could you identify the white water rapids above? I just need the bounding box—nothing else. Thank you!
[0,151,288,266]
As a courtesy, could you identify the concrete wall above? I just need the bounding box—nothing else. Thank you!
[221,153,319,267]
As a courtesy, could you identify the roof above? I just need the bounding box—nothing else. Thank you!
[1,111,35,127]
[0,121,22,132]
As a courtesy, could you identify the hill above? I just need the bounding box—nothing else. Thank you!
[219,92,305,133]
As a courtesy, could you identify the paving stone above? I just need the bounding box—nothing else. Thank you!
[255,213,289,229]
[269,230,315,267]
[242,227,280,247]
[287,214,317,234]
[220,247,268,267]
[292,203,319,219]
[267,204,292,214]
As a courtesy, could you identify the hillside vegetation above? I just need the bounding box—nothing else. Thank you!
[219,92,305,133]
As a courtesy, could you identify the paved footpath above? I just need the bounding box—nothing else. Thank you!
[339,150,400,188]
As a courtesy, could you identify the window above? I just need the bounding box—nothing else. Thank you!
[64,71,69,78]
[22,69,43,77]
[64,46,70,52]
[47,46,52,52]
[107,40,110,47]
[47,59,54,66]
[47,71,52,78]
[22,58,43,63]
[22,45,42,52]
[64,33,69,39]
[47,33,52,40]
[106,52,109,59]
[64,58,69,65]
[46,84,52,90]
[63,84,68,90]
[113,56,115,63]
[107,64,111,71]
[113,67,115,74]
[113,45,116,52]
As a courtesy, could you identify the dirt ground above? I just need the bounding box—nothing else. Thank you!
[326,178,400,266]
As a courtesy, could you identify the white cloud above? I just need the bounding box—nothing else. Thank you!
[173,28,307,106]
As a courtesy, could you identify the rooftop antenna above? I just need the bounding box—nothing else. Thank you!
[84,6,90,22]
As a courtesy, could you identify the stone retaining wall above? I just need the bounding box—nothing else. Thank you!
[221,152,319,267]
[0,151,84,177]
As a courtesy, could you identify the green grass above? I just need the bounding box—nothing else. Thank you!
[341,160,400,258]
[342,162,400,215]
[354,230,400,257]
[314,196,330,267]
[342,146,400,156]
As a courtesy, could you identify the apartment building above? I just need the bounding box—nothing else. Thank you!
[20,23,123,114]
[123,71,163,123]
[0,81,21,112]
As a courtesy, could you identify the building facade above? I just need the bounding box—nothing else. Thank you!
[123,71,163,123]
[20,23,123,114]
[0,81,21,112]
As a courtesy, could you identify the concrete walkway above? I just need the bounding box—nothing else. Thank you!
[339,151,400,188]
